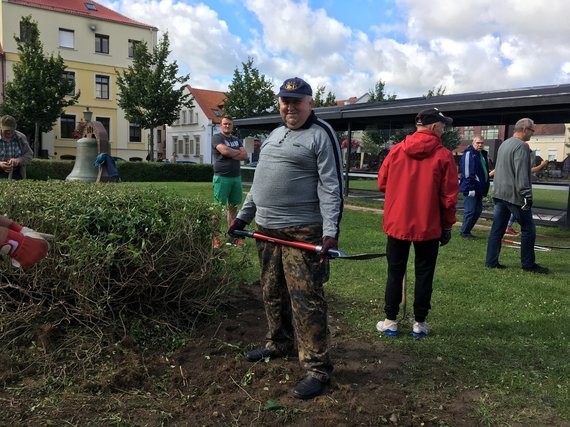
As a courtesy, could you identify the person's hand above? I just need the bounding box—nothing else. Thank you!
[320,236,338,257]
[522,198,533,211]
[9,158,20,167]
[439,229,451,246]
[227,218,247,236]
[0,161,12,172]
[468,190,475,197]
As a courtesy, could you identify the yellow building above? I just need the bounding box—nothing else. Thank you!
[0,0,157,159]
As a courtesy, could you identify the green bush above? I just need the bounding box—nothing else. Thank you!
[117,161,214,182]
[0,180,235,355]
[26,159,214,182]
[26,159,74,180]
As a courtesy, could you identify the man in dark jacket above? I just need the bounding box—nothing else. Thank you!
[376,108,459,338]
[459,136,490,239]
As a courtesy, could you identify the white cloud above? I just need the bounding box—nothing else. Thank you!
[98,0,247,91]
[98,0,570,100]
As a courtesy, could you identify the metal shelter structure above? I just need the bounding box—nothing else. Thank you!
[234,83,570,226]
[234,83,570,131]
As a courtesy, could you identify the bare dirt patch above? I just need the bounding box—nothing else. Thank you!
[0,284,478,426]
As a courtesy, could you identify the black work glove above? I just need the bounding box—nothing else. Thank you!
[320,236,338,257]
[439,229,452,246]
[227,218,247,236]
[521,197,533,211]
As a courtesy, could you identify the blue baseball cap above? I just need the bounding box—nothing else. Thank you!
[277,77,312,99]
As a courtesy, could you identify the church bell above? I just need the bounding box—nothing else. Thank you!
[65,137,99,182]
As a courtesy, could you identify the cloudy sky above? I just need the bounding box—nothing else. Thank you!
[99,0,570,100]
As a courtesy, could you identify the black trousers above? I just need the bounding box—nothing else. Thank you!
[384,236,439,323]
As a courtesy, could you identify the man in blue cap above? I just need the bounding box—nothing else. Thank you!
[229,77,344,400]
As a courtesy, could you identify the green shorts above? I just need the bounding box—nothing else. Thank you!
[213,175,243,206]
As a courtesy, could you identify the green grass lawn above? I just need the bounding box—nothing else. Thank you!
[131,181,570,425]
[347,178,570,210]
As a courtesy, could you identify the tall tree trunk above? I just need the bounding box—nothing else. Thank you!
[34,122,40,158]
[148,128,155,162]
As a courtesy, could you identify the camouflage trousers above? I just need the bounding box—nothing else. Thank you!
[256,224,332,381]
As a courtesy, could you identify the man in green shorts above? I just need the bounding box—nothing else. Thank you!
[212,115,248,247]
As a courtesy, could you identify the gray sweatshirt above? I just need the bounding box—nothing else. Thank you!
[237,112,344,238]
[493,136,532,206]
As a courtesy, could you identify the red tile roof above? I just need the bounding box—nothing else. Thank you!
[336,96,358,106]
[8,0,156,29]
[187,85,226,124]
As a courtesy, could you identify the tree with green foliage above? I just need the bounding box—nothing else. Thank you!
[116,33,192,161]
[424,85,446,98]
[367,80,397,103]
[223,57,277,119]
[313,85,337,107]
[360,124,459,171]
[1,16,79,157]
[440,128,461,151]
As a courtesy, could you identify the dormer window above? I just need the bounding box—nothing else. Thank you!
[85,2,97,11]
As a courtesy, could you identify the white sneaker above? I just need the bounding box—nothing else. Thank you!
[376,319,399,336]
[410,321,431,338]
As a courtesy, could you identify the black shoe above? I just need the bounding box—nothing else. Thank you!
[293,375,326,400]
[245,347,275,362]
[487,263,507,269]
[460,233,476,240]
[522,264,549,274]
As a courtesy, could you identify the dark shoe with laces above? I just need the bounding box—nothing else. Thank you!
[522,264,549,274]
[245,347,275,362]
[293,375,326,400]
[486,263,507,269]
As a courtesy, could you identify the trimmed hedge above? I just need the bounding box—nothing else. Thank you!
[26,159,214,182]
[0,180,235,355]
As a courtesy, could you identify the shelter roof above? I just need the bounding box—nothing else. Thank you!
[234,84,570,131]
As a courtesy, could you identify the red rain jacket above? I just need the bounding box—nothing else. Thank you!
[378,129,459,241]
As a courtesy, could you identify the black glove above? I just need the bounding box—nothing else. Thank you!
[320,236,338,257]
[227,218,247,236]
[439,229,451,246]
[521,197,533,211]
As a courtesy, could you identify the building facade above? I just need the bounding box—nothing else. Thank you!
[0,0,157,160]
[166,85,226,164]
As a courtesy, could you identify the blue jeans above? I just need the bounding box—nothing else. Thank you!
[461,195,483,235]
[485,198,536,269]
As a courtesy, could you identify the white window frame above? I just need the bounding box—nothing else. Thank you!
[194,135,201,156]
[547,149,557,162]
[59,29,74,49]
[95,74,110,99]
[183,136,190,156]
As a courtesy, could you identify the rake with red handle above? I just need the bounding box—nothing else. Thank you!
[232,230,386,260]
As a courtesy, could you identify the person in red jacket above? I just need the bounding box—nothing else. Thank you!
[376,108,459,338]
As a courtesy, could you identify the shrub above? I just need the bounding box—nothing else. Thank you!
[0,180,237,361]
[26,159,74,180]
[26,159,214,182]
[117,161,213,182]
